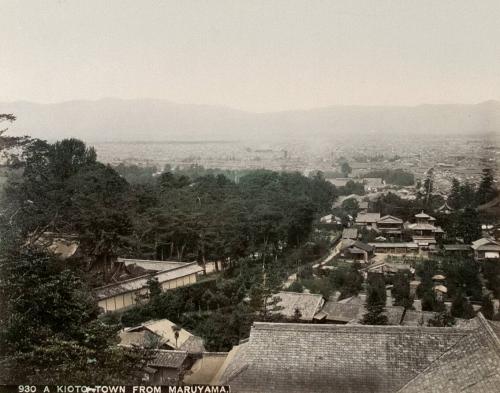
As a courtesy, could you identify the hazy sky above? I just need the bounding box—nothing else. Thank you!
[2,0,500,112]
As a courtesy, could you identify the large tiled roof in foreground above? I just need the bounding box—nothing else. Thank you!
[216,314,500,393]
[398,315,500,393]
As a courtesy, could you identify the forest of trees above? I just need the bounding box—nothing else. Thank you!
[448,169,497,209]
[0,126,338,382]
[2,137,337,281]
[1,113,499,383]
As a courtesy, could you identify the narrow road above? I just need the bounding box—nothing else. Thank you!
[283,238,342,289]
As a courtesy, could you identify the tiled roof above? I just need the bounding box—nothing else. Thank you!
[489,320,500,339]
[437,202,453,212]
[415,211,432,219]
[216,322,478,393]
[123,318,205,352]
[320,300,359,323]
[338,294,366,305]
[142,319,203,351]
[94,262,203,300]
[377,215,403,224]
[340,239,374,253]
[149,350,188,369]
[471,238,500,251]
[119,330,159,348]
[321,299,404,325]
[443,244,472,251]
[369,242,418,249]
[270,292,324,321]
[407,223,438,231]
[118,258,188,271]
[397,314,500,393]
[179,335,206,353]
[356,213,381,223]
[342,228,358,239]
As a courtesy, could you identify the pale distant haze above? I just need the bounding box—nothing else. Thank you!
[2,0,500,112]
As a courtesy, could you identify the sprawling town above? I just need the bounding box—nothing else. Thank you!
[1,117,499,391]
[2,1,500,392]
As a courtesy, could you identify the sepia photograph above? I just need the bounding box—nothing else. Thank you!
[1,1,499,391]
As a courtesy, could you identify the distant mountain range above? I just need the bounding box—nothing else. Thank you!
[2,98,499,142]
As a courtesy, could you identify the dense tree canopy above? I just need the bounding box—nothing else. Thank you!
[0,239,149,383]
[363,169,415,186]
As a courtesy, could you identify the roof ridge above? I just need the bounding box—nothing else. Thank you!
[475,312,500,349]
[276,291,323,297]
[252,321,473,334]
[395,331,472,393]
[94,261,201,290]
[395,313,500,393]
[155,349,188,354]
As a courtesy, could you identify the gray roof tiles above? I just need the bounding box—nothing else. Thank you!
[149,350,188,369]
[377,215,404,224]
[342,227,359,239]
[471,238,500,251]
[397,314,500,393]
[356,213,381,223]
[270,292,325,321]
[94,261,203,300]
[217,322,480,393]
[321,299,404,325]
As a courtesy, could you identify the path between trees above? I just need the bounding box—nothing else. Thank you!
[282,241,342,289]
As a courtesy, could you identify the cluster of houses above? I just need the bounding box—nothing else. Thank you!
[117,308,500,392]
[118,318,223,385]
[333,209,500,263]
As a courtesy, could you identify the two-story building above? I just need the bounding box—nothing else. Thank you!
[355,213,381,230]
[405,211,444,250]
[376,215,404,237]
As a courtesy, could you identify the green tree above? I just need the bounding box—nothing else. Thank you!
[341,198,360,218]
[0,246,148,384]
[67,163,132,278]
[480,295,495,320]
[476,168,496,205]
[362,274,388,325]
[448,178,462,209]
[450,291,475,319]
[422,168,434,207]
[483,259,500,299]
[286,281,304,293]
[341,162,352,177]
[392,271,414,309]
[457,207,482,243]
[330,263,364,300]
[0,114,29,163]
[459,182,476,208]
[338,180,365,196]
[428,311,455,327]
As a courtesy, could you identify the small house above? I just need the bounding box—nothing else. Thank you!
[471,238,500,261]
[338,240,375,262]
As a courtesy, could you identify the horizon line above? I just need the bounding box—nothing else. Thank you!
[1,97,499,115]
